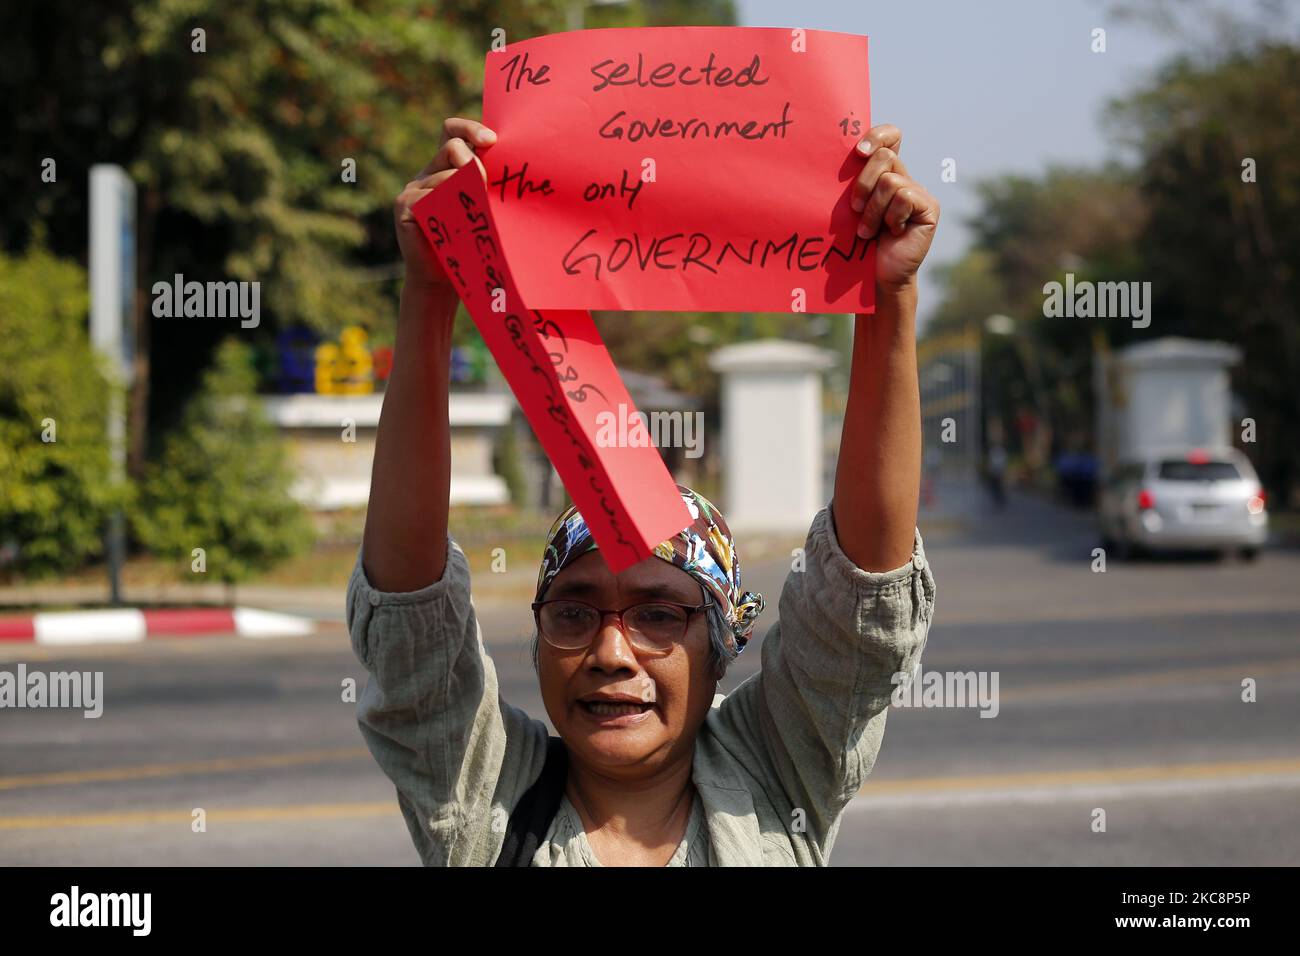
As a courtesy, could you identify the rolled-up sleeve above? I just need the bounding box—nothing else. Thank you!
[347,534,548,866]
[713,504,936,855]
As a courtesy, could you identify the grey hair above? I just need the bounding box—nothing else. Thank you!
[703,601,734,679]
[529,597,735,680]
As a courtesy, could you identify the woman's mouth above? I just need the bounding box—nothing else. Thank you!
[578,700,655,725]
[581,701,652,717]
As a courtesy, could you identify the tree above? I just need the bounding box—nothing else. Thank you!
[0,1,747,473]
[924,167,1145,471]
[0,241,123,578]
[928,35,1300,505]
[0,0,570,476]
[133,339,314,599]
[1110,42,1300,505]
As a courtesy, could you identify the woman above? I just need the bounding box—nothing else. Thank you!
[348,116,939,866]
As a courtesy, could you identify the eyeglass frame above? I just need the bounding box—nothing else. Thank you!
[530,597,711,653]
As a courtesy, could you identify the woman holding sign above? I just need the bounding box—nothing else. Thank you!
[349,116,938,866]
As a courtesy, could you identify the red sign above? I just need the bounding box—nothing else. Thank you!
[414,164,691,572]
[416,28,874,569]
[482,27,874,313]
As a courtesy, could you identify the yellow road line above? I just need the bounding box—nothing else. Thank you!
[6,757,1297,829]
[0,747,369,792]
[858,755,1300,797]
[0,802,396,831]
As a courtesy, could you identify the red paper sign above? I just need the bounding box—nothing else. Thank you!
[483,27,873,313]
[414,163,692,572]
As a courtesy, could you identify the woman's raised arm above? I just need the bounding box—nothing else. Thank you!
[360,118,496,591]
[832,124,939,572]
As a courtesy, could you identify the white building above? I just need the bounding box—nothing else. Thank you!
[262,392,512,510]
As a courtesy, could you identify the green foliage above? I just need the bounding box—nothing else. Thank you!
[1,0,734,336]
[926,250,1006,338]
[594,308,831,410]
[3,0,569,332]
[926,167,1144,464]
[134,339,314,587]
[495,418,528,507]
[0,0,743,479]
[1111,42,1300,504]
[0,243,123,578]
[925,38,1300,504]
[967,165,1145,319]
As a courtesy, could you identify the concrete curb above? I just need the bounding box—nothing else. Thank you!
[0,607,316,645]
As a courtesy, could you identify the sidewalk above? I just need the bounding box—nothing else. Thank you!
[0,528,814,620]
[0,582,348,621]
[0,478,1009,622]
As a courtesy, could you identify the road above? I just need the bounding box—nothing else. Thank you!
[2,483,1297,865]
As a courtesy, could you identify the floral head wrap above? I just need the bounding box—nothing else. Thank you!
[534,484,767,656]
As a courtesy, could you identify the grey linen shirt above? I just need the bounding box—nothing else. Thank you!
[347,504,936,866]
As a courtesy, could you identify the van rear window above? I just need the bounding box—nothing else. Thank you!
[1158,461,1241,481]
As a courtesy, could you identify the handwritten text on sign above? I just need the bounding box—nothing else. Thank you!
[483,27,874,314]
[411,29,876,567]
[413,163,691,573]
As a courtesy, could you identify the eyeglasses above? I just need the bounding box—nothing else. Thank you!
[531,598,709,653]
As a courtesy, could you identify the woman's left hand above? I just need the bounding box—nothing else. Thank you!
[850,124,940,294]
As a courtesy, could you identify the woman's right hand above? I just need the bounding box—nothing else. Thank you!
[394,117,497,292]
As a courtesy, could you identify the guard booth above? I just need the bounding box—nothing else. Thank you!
[1095,337,1242,477]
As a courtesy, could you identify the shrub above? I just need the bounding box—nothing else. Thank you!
[134,339,313,597]
[0,243,122,578]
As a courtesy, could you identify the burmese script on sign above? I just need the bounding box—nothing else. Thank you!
[413,163,691,572]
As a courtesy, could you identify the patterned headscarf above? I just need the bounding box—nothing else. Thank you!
[534,485,767,656]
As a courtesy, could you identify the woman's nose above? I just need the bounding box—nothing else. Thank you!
[586,618,639,672]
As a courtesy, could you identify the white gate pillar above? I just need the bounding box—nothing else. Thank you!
[708,339,836,532]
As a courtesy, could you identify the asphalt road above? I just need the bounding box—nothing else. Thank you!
[2,485,1297,865]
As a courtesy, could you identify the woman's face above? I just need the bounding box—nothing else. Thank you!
[537,551,719,776]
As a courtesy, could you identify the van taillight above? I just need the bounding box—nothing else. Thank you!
[1137,489,1155,510]
[1248,489,1266,515]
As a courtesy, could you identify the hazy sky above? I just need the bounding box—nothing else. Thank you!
[736,0,1189,322]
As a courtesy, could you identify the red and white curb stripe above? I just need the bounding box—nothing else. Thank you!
[0,608,315,645]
